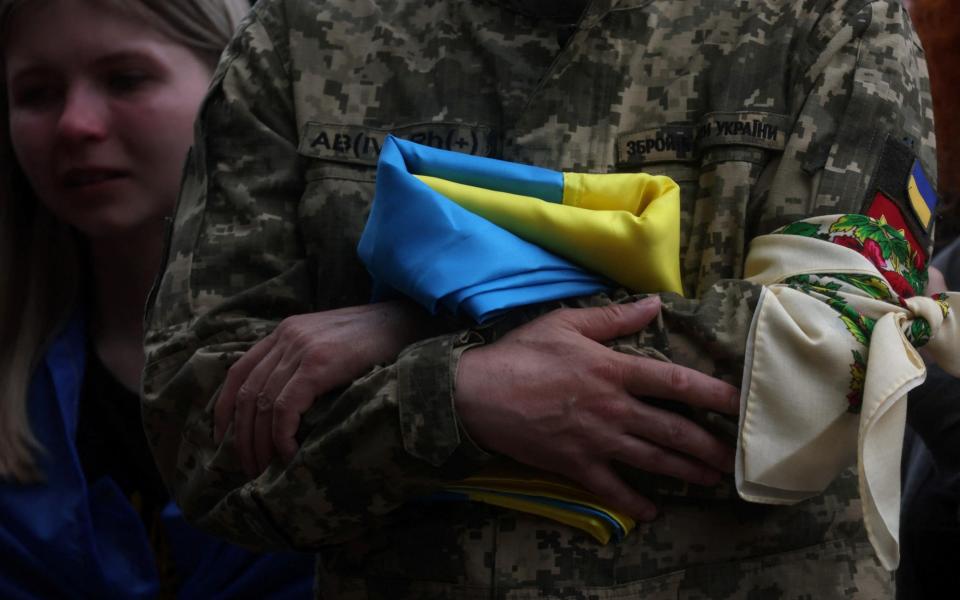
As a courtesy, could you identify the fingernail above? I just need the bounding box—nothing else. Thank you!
[625,297,660,314]
[634,296,660,307]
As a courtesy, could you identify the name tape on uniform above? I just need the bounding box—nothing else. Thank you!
[616,112,791,167]
[299,123,497,165]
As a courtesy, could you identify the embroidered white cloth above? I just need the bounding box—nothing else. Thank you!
[736,215,960,570]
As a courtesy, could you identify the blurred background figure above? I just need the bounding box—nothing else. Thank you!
[899,1,960,598]
[0,1,313,597]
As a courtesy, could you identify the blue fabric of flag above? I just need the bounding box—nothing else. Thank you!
[358,135,610,322]
[910,160,937,213]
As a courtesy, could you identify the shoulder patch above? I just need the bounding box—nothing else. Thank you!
[907,159,937,230]
[866,192,926,267]
[864,136,937,266]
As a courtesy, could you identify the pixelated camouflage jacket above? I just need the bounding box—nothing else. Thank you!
[143,0,933,597]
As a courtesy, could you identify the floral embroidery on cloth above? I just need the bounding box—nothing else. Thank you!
[736,214,960,571]
[781,213,927,299]
[777,214,934,414]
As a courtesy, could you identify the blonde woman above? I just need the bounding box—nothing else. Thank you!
[0,1,312,597]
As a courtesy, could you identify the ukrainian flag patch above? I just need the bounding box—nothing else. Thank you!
[907,159,936,230]
[864,136,936,262]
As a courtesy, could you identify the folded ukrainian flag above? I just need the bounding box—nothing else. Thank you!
[357,135,683,543]
[358,135,683,323]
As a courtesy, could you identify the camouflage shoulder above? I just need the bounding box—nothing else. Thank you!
[210,0,292,90]
[801,0,935,217]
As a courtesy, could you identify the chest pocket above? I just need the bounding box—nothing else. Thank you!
[295,156,378,309]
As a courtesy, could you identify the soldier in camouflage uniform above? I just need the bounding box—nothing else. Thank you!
[143,0,936,597]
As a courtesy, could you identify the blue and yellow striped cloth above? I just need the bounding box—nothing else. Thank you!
[358,135,683,324]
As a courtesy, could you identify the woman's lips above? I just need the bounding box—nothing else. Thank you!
[61,167,129,188]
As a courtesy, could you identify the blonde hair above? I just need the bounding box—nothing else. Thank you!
[0,0,249,482]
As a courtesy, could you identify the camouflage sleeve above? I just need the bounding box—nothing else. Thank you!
[143,6,489,550]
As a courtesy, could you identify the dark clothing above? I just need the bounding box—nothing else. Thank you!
[76,347,177,591]
[0,316,316,599]
[77,347,170,512]
[898,387,960,598]
[906,364,960,475]
[898,235,960,599]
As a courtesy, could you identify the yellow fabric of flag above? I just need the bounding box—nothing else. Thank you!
[414,171,684,296]
[446,466,637,545]
[907,174,932,228]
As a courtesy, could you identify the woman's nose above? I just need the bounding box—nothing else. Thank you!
[56,83,109,144]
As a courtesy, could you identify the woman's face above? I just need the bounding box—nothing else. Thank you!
[4,0,213,238]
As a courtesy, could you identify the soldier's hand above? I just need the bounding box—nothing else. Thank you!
[215,301,438,477]
[455,297,739,521]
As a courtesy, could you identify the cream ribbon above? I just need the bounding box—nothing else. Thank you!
[736,228,960,570]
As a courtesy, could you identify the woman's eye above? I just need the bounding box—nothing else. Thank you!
[11,84,60,109]
[106,72,150,93]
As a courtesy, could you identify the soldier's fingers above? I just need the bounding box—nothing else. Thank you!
[621,356,739,416]
[234,346,284,477]
[214,333,277,443]
[625,403,735,473]
[252,349,302,472]
[273,374,319,464]
[559,297,661,343]
[575,462,658,522]
[609,433,724,487]
[260,346,303,406]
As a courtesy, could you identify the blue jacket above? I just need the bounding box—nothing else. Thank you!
[0,317,314,599]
